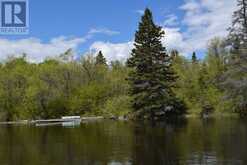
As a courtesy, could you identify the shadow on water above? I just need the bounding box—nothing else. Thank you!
[0,118,246,165]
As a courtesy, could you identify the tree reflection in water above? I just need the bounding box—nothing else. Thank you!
[0,119,246,165]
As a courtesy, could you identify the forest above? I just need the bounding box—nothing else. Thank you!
[0,0,246,121]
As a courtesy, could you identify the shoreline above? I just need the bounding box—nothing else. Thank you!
[0,113,240,125]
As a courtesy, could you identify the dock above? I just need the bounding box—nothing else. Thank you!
[34,118,81,124]
[34,116,81,127]
[0,116,104,126]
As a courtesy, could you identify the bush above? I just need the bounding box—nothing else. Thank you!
[69,83,111,116]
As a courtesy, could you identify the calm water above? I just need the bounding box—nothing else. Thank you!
[0,118,246,165]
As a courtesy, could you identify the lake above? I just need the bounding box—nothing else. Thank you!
[0,118,246,165]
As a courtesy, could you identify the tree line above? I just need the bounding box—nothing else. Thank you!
[0,52,130,121]
[0,0,246,121]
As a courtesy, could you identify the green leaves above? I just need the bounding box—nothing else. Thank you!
[0,52,130,121]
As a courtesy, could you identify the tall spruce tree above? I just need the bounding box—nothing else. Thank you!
[127,8,186,120]
[96,51,107,66]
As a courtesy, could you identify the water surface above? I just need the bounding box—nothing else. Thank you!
[0,118,246,165]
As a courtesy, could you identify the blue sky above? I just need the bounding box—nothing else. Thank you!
[0,0,236,62]
[27,0,184,52]
[29,0,183,38]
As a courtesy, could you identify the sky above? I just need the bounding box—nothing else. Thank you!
[0,0,237,63]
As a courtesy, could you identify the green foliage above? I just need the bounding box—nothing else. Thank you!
[69,82,111,116]
[0,52,129,121]
[172,39,229,115]
[0,5,246,121]
[0,56,31,121]
[103,95,132,117]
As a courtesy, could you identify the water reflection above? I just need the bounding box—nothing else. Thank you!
[0,118,246,165]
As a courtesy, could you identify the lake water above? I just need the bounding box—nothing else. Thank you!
[0,118,246,165]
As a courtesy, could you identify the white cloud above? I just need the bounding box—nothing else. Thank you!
[0,26,121,63]
[180,0,200,13]
[162,27,192,55]
[161,0,237,56]
[135,10,144,15]
[178,0,236,53]
[88,28,120,36]
[163,14,179,27]
[90,41,134,62]
[0,37,85,63]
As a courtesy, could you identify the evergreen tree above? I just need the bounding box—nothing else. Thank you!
[192,52,197,63]
[127,8,186,120]
[96,51,107,66]
[228,0,247,53]
[222,0,247,116]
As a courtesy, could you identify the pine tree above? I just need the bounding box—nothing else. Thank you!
[192,52,197,64]
[96,51,107,66]
[127,8,186,120]
[228,0,247,53]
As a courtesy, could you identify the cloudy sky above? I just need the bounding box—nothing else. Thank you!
[0,0,237,63]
